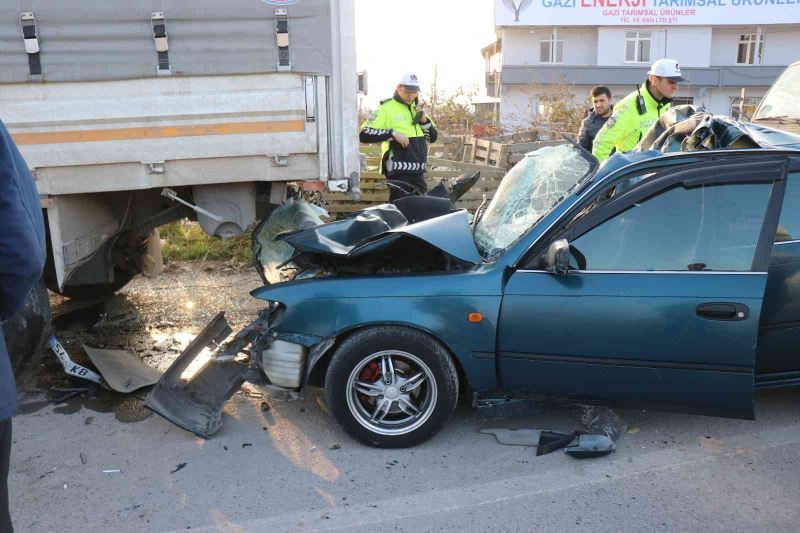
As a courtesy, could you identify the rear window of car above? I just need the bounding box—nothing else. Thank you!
[777,173,800,243]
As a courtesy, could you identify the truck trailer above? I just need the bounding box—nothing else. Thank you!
[1,0,359,366]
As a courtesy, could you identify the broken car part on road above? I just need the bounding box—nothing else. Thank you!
[48,335,163,394]
[48,336,104,386]
[479,406,627,459]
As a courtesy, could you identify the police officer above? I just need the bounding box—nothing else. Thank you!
[592,59,689,162]
[360,73,438,201]
[0,117,46,531]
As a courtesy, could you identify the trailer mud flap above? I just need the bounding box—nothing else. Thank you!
[145,312,246,438]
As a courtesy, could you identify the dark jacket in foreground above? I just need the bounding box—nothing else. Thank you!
[0,119,46,420]
[577,108,612,152]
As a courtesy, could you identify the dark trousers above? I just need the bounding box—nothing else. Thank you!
[387,173,428,202]
[0,418,11,533]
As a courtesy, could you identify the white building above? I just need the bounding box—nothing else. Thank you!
[485,0,800,130]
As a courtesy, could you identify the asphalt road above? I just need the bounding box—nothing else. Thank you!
[10,264,800,532]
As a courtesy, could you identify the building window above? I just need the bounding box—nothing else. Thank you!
[730,96,762,119]
[737,29,764,65]
[540,29,564,64]
[672,97,694,106]
[625,31,651,63]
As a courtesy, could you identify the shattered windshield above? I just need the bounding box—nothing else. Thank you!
[754,63,800,120]
[474,144,593,259]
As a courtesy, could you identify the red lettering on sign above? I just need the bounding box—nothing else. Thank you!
[581,0,647,7]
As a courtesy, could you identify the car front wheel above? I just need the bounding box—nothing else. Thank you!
[325,326,459,448]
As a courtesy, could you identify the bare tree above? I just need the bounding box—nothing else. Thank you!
[501,77,587,136]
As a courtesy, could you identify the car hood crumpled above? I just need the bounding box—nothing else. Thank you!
[637,104,800,153]
[277,204,481,265]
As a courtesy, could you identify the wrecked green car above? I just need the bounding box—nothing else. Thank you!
[147,108,800,448]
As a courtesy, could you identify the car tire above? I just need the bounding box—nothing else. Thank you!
[2,280,51,374]
[325,326,458,448]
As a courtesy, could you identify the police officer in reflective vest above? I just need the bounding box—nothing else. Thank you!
[592,59,689,163]
[360,72,438,201]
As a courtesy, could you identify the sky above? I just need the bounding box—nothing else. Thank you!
[353,0,497,109]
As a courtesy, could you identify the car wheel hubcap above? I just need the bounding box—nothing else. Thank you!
[346,350,437,436]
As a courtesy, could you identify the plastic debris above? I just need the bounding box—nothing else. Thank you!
[48,336,103,385]
[82,344,162,393]
[479,405,627,459]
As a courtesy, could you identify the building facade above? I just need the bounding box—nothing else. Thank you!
[486,1,800,130]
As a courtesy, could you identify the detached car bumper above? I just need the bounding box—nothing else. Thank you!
[144,307,329,438]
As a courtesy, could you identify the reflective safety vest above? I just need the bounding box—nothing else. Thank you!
[359,94,438,176]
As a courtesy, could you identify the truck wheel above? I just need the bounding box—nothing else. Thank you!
[48,268,136,300]
[2,281,51,374]
[325,326,458,448]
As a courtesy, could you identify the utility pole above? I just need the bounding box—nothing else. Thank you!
[430,64,439,116]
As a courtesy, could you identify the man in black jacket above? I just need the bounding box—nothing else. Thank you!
[0,119,46,532]
[577,86,613,152]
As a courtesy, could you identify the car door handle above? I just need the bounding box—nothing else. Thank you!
[696,303,749,321]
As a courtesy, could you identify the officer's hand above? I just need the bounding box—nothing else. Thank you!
[416,105,429,124]
[392,131,410,148]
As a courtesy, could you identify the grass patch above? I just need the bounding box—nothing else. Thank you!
[161,220,252,263]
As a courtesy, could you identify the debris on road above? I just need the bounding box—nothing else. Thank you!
[79,453,87,465]
[170,463,187,474]
[478,428,544,447]
[47,335,163,397]
[82,344,162,393]
[102,469,121,474]
[479,406,627,459]
[95,310,139,329]
[48,336,104,386]
[47,387,92,404]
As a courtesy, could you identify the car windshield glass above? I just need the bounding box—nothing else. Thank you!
[474,144,593,260]
[754,63,800,120]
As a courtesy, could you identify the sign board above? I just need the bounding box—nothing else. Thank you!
[495,0,800,26]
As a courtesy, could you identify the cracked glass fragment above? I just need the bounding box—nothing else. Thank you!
[474,144,592,259]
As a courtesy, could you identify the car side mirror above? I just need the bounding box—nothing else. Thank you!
[544,239,571,276]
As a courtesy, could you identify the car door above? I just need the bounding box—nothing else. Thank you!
[756,159,800,380]
[496,157,787,419]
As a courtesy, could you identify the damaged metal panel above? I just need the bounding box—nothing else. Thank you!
[638,106,759,154]
[82,344,162,393]
[278,204,408,257]
[636,105,800,156]
[278,207,481,265]
[145,312,242,438]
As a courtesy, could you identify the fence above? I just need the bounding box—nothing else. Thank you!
[321,134,572,215]
[434,131,574,169]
